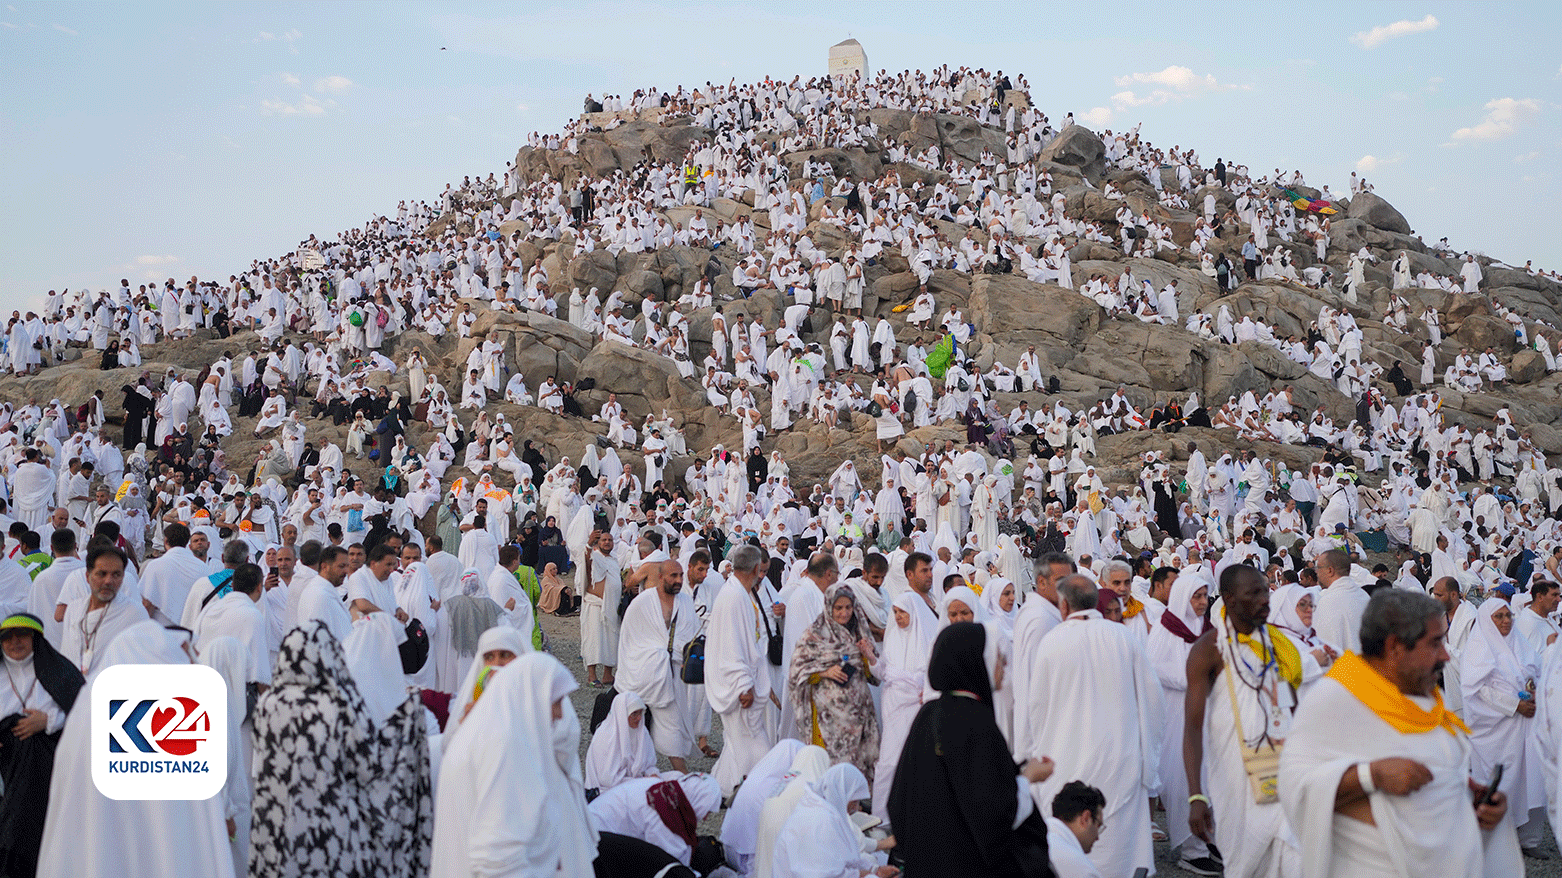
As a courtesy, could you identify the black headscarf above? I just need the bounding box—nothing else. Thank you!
[1,615,84,716]
[887,622,1050,878]
[0,614,86,878]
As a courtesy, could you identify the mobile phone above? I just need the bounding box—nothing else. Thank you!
[269,566,279,577]
[1132,870,1149,878]
[1478,764,1504,806]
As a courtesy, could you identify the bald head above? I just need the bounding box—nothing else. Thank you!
[1429,576,1461,613]
[658,559,685,595]
[1057,574,1098,615]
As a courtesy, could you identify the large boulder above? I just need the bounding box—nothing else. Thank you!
[1039,126,1106,180]
[1452,314,1519,354]
[1346,192,1412,235]
[576,340,701,419]
[569,249,620,293]
[933,112,1004,165]
[1508,350,1546,384]
[969,274,1101,354]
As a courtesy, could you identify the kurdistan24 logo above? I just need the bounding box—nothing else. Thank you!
[91,664,227,800]
[107,697,210,756]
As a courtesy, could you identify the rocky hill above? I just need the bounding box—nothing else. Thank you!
[9,100,1561,509]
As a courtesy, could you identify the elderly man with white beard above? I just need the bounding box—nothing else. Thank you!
[1019,573,1162,878]
[705,544,778,797]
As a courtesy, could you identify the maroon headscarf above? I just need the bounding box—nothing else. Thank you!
[646,779,698,849]
[1160,606,1210,644]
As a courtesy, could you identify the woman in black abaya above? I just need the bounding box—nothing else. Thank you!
[886,621,1056,878]
[0,613,85,878]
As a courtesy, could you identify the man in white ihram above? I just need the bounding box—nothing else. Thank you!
[1280,590,1513,878]
[617,558,700,771]
[705,544,777,796]
[1313,549,1369,655]
[1020,574,1162,878]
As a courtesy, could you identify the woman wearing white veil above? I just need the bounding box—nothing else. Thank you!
[1460,598,1546,852]
[431,653,596,878]
[753,745,833,878]
[772,763,886,878]
[875,474,905,538]
[342,614,434,878]
[598,445,625,485]
[1146,571,1214,868]
[828,459,862,502]
[871,590,938,825]
[719,739,805,872]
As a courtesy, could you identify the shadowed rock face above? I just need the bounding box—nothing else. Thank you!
[9,87,1558,523]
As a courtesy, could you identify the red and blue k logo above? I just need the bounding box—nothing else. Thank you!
[107,697,210,756]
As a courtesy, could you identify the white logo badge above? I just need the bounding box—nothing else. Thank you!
[90,664,227,800]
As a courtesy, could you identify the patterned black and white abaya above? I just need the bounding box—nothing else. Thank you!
[250,621,378,878]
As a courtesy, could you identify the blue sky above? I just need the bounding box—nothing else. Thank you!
[3,2,1558,315]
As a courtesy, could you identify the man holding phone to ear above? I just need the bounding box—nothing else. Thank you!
[1280,590,1510,878]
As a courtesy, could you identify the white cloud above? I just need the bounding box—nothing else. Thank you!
[281,72,300,87]
[1078,107,1113,128]
[1350,15,1438,49]
[515,102,530,113]
[314,75,352,93]
[256,29,302,42]
[52,23,76,35]
[133,255,179,267]
[261,95,326,116]
[1109,65,1244,109]
[1355,153,1404,173]
[1,22,16,29]
[1451,97,1541,142]
[1514,151,1540,163]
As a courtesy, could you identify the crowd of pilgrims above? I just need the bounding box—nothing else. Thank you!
[0,64,1559,878]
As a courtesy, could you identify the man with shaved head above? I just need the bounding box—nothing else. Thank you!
[1427,575,1478,719]
[1018,570,1163,878]
[617,556,701,771]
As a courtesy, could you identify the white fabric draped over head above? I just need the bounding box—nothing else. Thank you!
[583,691,656,791]
[343,613,410,726]
[449,625,529,728]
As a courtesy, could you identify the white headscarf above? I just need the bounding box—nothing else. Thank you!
[342,613,409,726]
[1462,597,1538,698]
[1270,583,1320,645]
[720,739,805,856]
[939,585,986,628]
[583,691,656,791]
[980,576,1018,634]
[754,745,832,878]
[449,625,530,727]
[431,653,596,878]
[772,763,873,878]
[885,591,937,673]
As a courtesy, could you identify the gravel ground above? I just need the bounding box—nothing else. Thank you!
[539,612,1560,875]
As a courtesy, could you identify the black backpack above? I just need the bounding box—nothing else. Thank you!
[399,618,430,674]
[903,389,917,412]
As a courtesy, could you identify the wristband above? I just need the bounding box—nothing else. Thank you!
[1188,793,1210,806]
[1357,762,1377,795]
